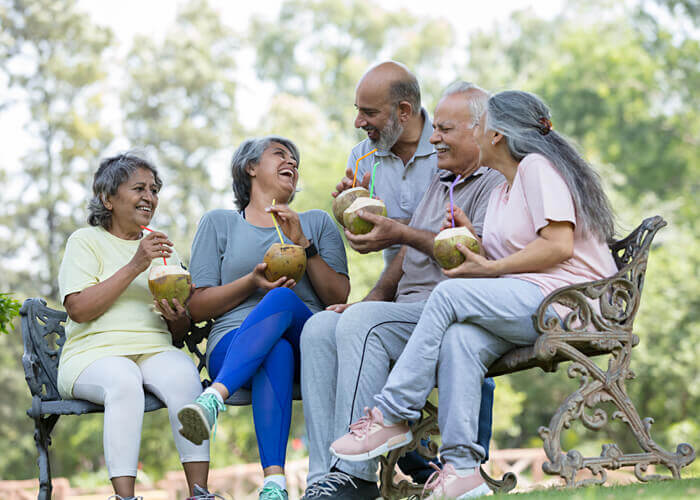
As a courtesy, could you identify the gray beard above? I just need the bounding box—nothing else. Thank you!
[372,113,404,151]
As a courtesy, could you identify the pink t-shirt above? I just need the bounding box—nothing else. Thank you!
[482,153,617,299]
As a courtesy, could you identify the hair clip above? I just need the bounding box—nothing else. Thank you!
[538,117,553,135]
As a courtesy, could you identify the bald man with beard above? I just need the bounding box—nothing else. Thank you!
[300,67,500,499]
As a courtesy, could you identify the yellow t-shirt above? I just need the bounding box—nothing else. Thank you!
[57,226,180,398]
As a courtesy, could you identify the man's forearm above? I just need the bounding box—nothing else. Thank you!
[398,225,437,259]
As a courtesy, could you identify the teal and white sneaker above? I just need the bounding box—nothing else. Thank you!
[259,483,288,500]
[177,392,226,445]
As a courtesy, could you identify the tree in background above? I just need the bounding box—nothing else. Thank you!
[0,0,113,302]
[122,0,241,253]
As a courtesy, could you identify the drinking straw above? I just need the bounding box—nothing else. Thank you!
[369,161,380,199]
[448,175,462,228]
[140,225,167,265]
[270,199,285,244]
[352,148,377,188]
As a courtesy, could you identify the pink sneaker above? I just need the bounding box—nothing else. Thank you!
[422,463,491,499]
[330,406,413,461]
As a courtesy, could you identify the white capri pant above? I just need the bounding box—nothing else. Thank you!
[73,350,209,478]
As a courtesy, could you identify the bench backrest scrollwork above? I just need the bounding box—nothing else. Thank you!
[20,298,67,402]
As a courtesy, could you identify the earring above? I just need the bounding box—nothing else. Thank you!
[491,140,496,145]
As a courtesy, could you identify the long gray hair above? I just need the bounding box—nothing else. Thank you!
[87,151,162,230]
[484,91,615,242]
[231,136,300,209]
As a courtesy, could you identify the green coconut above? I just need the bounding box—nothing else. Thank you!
[342,198,387,235]
[332,187,370,225]
[148,265,192,308]
[433,226,481,269]
[263,243,307,282]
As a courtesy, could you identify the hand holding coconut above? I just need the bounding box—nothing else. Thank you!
[265,203,310,247]
[344,207,403,254]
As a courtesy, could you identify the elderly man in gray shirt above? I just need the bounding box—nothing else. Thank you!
[300,81,504,499]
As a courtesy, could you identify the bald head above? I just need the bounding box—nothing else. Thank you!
[357,61,421,115]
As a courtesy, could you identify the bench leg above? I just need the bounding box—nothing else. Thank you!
[378,401,517,499]
[538,343,696,487]
[33,414,59,500]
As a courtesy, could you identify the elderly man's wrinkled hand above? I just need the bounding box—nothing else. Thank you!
[344,211,403,253]
[332,167,371,197]
[443,243,497,278]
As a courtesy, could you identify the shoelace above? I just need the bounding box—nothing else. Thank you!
[348,407,378,440]
[187,485,227,500]
[199,393,227,441]
[303,471,357,497]
[259,484,287,500]
[421,463,456,499]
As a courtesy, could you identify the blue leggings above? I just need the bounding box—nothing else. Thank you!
[208,287,313,469]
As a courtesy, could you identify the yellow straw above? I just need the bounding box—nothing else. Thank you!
[270,199,284,244]
[352,148,377,187]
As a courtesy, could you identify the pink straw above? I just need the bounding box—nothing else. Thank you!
[449,175,462,228]
[140,225,167,265]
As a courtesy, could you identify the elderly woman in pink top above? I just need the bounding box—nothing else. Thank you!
[328,90,617,499]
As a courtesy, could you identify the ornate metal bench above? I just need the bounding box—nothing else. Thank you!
[378,216,696,498]
[20,301,301,500]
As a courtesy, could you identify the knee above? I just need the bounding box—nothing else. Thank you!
[264,286,298,307]
[334,304,379,348]
[105,371,144,403]
[266,338,294,368]
[300,311,338,353]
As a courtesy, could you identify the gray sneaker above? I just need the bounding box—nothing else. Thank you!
[187,484,227,499]
[302,470,381,499]
[178,392,227,445]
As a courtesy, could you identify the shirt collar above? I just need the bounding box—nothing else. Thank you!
[438,166,490,186]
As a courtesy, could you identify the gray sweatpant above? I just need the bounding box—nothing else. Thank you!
[375,278,546,469]
[300,301,426,484]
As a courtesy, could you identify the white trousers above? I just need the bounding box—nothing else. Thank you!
[73,350,209,478]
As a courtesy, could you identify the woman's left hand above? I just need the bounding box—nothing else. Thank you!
[266,203,310,247]
[154,284,195,322]
[443,244,499,278]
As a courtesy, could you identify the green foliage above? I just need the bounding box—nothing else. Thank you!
[494,478,700,498]
[0,293,21,335]
[0,0,697,486]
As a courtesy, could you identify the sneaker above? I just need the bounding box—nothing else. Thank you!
[301,470,381,499]
[259,482,288,500]
[330,407,412,462]
[177,392,227,445]
[421,463,491,499]
[187,484,226,499]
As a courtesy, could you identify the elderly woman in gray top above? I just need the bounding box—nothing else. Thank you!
[177,136,350,500]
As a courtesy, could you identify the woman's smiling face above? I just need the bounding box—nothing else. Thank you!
[251,141,299,200]
[106,167,159,232]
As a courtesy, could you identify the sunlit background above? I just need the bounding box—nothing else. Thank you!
[0,0,698,497]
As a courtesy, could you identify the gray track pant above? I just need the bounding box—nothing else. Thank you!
[300,301,425,484]
[375,278,546,469]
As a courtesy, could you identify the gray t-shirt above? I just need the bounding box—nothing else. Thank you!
[190,208,348,359]
[395,167,505,303]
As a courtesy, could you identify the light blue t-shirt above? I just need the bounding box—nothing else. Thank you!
[189,208,348,360]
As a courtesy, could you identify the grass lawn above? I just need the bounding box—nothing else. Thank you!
[493,478,700,499]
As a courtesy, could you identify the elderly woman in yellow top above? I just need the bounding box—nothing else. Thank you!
[57,152,213,500]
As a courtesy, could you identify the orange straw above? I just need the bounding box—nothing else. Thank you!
[352,148,377,187]
[140,225,167,265]
[270,200,285,244]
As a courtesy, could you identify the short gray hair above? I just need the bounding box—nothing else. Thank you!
[442,81,490,126]
[87,151,162,230]
[389,74,421,116]
[231,136,300,209]
[484,90,615,242]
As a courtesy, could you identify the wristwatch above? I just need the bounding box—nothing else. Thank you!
[305,240,318,258]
